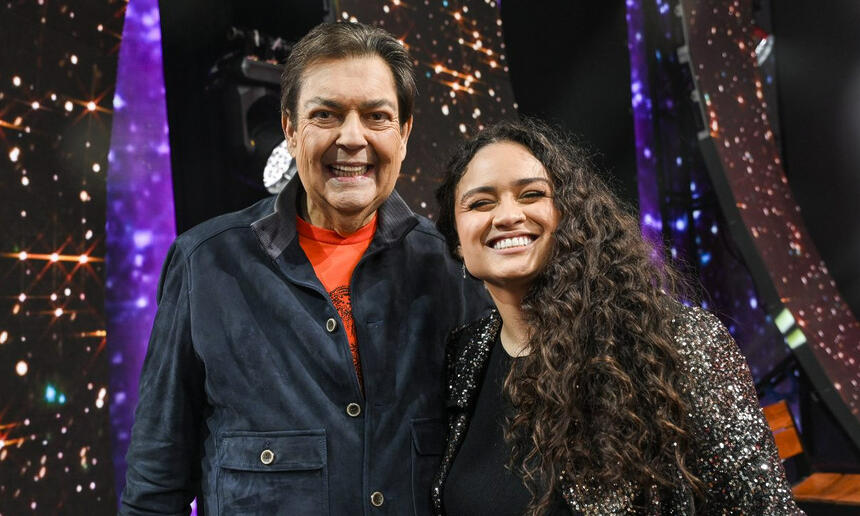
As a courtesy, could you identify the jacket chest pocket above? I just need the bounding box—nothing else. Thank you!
[411,419,445,516]
[217,430,329,516]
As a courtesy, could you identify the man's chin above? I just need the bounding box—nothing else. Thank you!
[323,195,382,223]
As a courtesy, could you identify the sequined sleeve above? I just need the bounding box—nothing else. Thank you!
[676,308,804,515]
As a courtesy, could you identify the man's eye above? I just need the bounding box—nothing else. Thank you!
[311,111,332,119]
[368,112,389,122]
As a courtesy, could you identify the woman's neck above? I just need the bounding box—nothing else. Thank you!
[485,284,531,357]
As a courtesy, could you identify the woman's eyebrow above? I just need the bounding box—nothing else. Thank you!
[458,177,551,203]
[459,185,495,203]
[513,177,552,187]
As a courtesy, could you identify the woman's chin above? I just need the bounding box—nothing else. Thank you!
[477,270,541,295]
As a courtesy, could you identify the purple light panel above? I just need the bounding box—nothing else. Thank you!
[625,0,662,248]
[106,0,175,499]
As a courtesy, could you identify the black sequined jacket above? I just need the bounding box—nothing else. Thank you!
[431,306,805,515]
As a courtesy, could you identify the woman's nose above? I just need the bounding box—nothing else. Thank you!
[492,199,526,227]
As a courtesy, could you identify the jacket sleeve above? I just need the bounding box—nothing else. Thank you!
[120,242,205,515]
[679,308,804,515]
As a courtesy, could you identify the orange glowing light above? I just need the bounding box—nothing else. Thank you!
[2,252,103,263]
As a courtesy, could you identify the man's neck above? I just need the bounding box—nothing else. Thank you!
[300,195,375,237]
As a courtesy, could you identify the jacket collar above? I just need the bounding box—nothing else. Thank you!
[251,174,419,260]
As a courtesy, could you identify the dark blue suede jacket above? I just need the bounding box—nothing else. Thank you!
[120,177,490,515]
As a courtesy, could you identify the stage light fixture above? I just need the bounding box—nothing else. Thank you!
[753,27,774,66]
[206,27,294,196]
[263,141,296,194]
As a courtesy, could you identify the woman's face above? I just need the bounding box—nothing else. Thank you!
[454,141,560,293]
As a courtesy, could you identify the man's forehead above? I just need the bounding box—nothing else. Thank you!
[296,56,398,107]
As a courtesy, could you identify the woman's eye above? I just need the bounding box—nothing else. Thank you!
[521,190,549,200]
[468,199,494,210]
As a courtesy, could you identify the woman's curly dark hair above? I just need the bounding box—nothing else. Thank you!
[436,118,702,515]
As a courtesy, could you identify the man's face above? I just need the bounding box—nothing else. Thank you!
[284,55,412,234]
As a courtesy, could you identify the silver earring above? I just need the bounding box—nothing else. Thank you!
[462,263,466,279]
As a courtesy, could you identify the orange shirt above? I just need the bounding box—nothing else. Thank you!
[296,215,377,391]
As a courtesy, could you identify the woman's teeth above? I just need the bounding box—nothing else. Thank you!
[492,236,532,250]
[330,164,369,176]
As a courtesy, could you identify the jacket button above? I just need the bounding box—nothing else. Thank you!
[346,402,361,417]
[325,317,337,333]
[370,491,384,507]
[260,449,275,465]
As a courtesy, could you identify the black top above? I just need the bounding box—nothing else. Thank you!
[443,336,569,515]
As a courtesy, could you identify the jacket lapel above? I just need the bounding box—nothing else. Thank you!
[446,311,500,410]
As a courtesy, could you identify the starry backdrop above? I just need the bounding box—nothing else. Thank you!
[0,0,125,513]
[628,0,860,443]
[626,0,791,394]
[2,0,859,513]
[680,0,860,422]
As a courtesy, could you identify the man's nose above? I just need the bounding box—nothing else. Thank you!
[336,112,367,148]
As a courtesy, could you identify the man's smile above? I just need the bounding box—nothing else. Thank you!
[328,163,373,176]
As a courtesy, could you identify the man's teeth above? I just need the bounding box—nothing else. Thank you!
[330,164,369,176]
[492,236,532,250]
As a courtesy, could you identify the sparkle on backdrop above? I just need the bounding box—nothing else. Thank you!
[0,0,125,512]
[681,0,860,415]
[105,0,176,500]
[337,0,518,218]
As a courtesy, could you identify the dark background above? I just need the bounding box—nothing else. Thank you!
[501,0,639,208]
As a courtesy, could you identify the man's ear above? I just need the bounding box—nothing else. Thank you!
[282,113,296,154]
[399,116,413,159]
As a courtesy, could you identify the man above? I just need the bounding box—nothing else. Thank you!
[121,22,488,515]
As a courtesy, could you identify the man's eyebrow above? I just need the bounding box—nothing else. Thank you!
[303,97,396,111]
[303,97,344,110]
[359,99,397,111]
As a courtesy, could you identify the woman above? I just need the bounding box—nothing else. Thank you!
[431,119,802,515]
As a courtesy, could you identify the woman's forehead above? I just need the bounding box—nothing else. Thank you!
[459,142,548,187]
